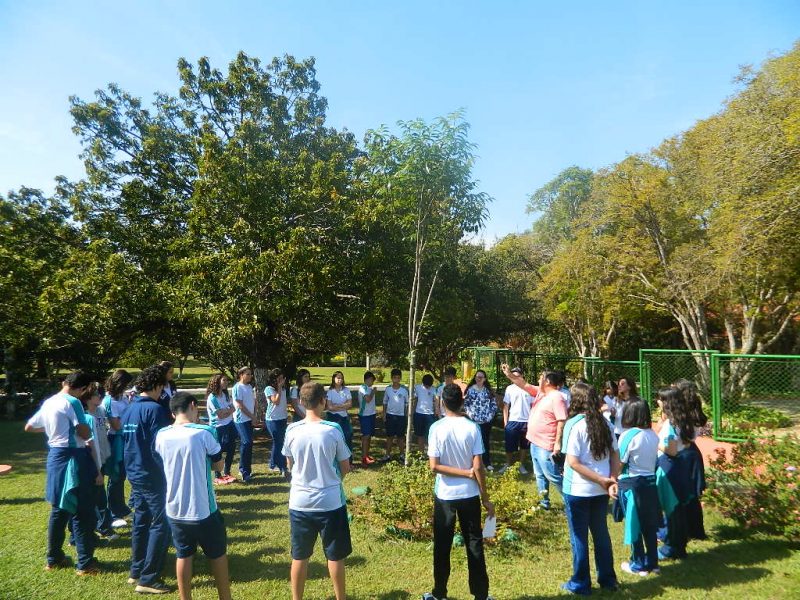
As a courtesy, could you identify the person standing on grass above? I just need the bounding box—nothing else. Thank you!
[380,368,409,462]
[614,377,638,440]
[231,367,257,482]
[157,361,178,418]
[463,370,498,471]
[123,364,173,594]
[283,383,352,600]
[84,383,118,540]
[435,367,458,417]
[290,369,311,422]
[510,370,567,510]
[25,371,99,575]
[673,378,708,541]
[326,371,354,458]
[498,367,534,475]
[414,374,439,454]
[614,399,661,577]
[423,383,495,600]
[102,368,133,528]
[357,371,378,466]
[206,374,237,484]
[155,392,232,600]
[561,382,620,595]
[264,368,290,478]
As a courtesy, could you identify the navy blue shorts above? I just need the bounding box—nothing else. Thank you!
[289,506,352,561]
[413,412,436,438]
[169,510,227,559]
[358,414,376,436]
[385,414,407,438]
[504,421,530,452]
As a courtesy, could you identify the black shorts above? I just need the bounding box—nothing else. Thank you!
[504,421,530,452]
[385,414,407,438]
[169,510,227,559]
[289,506,352,561]
[413,413,436,438]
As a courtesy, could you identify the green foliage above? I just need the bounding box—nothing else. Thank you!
[368,455,435,539]
[706,435,800,540]
[721,405,793,434]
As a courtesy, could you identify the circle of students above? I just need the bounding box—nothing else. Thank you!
[25,360,708,600]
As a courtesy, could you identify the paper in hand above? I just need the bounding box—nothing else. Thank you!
[482,516,497,539]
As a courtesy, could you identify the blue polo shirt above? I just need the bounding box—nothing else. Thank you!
[123,395,172,490]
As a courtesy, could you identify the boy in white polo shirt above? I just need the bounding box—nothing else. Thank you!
[282,383,352,600]
[424,383,495,600]
[154,392,231,600]
[499,367,534,475]
[414,373,439,453]
[357,371,377,466]
[380,368,409,462]
[25,371,98,575]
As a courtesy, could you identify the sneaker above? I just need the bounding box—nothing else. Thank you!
[518,464,529,475]
[485,464,494,472]
[101,532,120,541]
[111,518,128,528]
[378,455,392,463]
[497,465,509,474]
[213,477,227,485]
[76,561,101,576]
[364,455,376,464]
[127,577,140,585]
[621,561,649,577]
[135,582,171,594]
[44,557,71,571]
[270,465,282,472]
[222,474,236,483]
[650,567,661,575]
[421,594,447,600]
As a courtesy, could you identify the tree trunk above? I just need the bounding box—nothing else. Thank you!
[404,350,416,466]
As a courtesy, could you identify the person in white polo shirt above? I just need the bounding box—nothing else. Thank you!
[231,367,257,482]
[25,371,99,575]
[423,383,495,600]
[499,367,534,475]
[414,374,439,453]
[282,383,352,600]
[155,392,231,600]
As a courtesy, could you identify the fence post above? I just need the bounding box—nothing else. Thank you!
[710,353,722,440]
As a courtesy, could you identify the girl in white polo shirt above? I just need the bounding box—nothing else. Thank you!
[560,383,620,595]
[264,368,290,477]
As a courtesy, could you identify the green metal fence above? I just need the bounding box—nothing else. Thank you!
[639,349,718,408]
[464,346,800,442]
[711,353,800,442]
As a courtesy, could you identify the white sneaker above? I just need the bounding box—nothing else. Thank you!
[485,464,494,472]
[621,561,649,577]
[497,465,508,474]
[518,464,529,475]
[111,518,128,528]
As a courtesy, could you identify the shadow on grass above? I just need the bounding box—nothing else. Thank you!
[0,496,43,505]
[508,536,793,600]
[228,552,367,583]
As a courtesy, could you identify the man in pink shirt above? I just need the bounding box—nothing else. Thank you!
[503,366,567,510]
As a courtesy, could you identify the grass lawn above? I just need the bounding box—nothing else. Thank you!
[1,420,798,599]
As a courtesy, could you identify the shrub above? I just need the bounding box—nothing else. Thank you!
[361,456,542,543]
[706,435,800,540]
[722,405,793,434]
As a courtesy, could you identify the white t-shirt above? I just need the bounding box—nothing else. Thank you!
[619,428,659,477]
[358,384,376,417]
[282,420,351,511]
[88,405,112,468]
[264,386,288,421]
[614,401,627,436]
[155,424,222,521]
[207,392,233,427]
[563,417,618,497]
[289,386,307,419]
[602,395,617,423]
[326,387,352,418]
[503,384,534,423]
[231,382,255,423]
[26,392,87,448]
[427,416,484,500]
[383,385,409,416]
[103,393,129,425]
[560,387,571,408]
[414,384,436,415]
[658,419,689,456]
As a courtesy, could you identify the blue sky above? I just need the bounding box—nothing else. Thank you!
[1,0,798,240]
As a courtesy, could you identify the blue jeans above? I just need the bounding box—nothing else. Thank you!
[106,463,131,519]
[235,420,254,478]
[130,486,170,586]
[326,412,353,455]
[530,443,563,508]
[563,494,618,595]
[265,419,288,472]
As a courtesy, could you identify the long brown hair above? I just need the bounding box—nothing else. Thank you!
[206,373,227,397]
[569,383,613,461]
